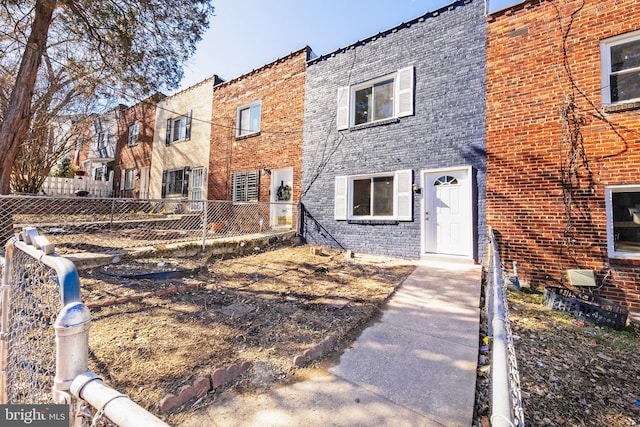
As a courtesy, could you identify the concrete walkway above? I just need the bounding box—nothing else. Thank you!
[179,260,483,427]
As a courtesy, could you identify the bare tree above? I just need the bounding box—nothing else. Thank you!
[0,0,215,194]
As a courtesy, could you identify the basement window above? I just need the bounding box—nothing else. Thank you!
[605,185,640,258]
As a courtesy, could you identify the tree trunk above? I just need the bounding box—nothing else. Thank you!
[0,1,56,246]
[0,0,56,195]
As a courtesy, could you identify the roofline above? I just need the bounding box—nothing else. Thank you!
[487,0,542,19]
[307,0,474,66]
[214,46,314,90]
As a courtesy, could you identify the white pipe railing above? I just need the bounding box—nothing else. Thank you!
[487,227,525,427]
[71,373,168,427]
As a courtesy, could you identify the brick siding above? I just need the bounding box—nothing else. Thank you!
[208,48,310,203]
[301,0,486,260]
[114,94,164,197]
[487,0,640,310]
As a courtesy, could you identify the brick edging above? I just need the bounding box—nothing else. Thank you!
[159,361,253,413]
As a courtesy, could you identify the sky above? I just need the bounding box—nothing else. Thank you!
[173,0,521,93]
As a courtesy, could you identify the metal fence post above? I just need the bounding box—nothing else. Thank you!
[53,302,91,404]
[0,240,13,404]
[202,200,209,251]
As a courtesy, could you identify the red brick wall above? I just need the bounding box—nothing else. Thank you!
[487,0,640,310]
[114,94,163,197]
[208,48,308,202]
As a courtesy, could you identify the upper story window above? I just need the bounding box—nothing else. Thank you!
[605,185,640,259]
[128,123,139,147]
[334,169,413,221]
[601,30,640,105]
[337,66,414,130]
[165,110,192,146]
[97,131,109,157]
[236,102,261,137]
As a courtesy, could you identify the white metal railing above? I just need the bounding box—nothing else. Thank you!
[487,227,525,427]
[0,228,168,426]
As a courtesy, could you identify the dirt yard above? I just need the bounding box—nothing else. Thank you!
[78,243,415,424]
[505,288,640,426]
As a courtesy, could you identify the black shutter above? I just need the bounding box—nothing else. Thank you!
[185,110,192,141]
[161,170,167,198]
[165,118,172,146]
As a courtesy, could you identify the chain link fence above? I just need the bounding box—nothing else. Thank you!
[0,195,299,256]
[1,230,167,426]
[1,242,60,404]
[487,227,525,427]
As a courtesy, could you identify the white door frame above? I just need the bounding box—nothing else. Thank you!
[270,167,294,227]
[420,166,474,259]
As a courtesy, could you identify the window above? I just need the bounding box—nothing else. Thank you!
[352,176,394,216]
[165,110,192,145]
[124,169,136,190]
[97,131,109,157]
[236,102,261,137]
[161,167,190,198]
[335,170,413,221]
[337,66,414,130]
[94,166,104,181]
[601,30,640,105]
[354,79,394,125]
[605,185,640,258]
[128,124,139,147]
[232,170,260,202]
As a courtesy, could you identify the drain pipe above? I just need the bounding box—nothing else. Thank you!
[71,372,169,427]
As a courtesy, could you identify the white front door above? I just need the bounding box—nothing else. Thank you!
[422,167,473,257]
[270,167,294,227]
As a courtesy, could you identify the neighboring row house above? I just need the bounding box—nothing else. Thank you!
[114,93,166,199]
[486,0,640,311]
[63,0,640,311]
[150,75,223,205]
[208,47,311,228]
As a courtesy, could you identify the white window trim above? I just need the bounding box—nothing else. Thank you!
[124,168,137,190]
[600,29,640,106]
[335,169,413,221]
[605,184,640,259]
[128,123,139,147]
[337,66,414,130]
[235,101,262,137]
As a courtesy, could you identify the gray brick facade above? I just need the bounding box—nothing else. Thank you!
[301,0,486,261]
